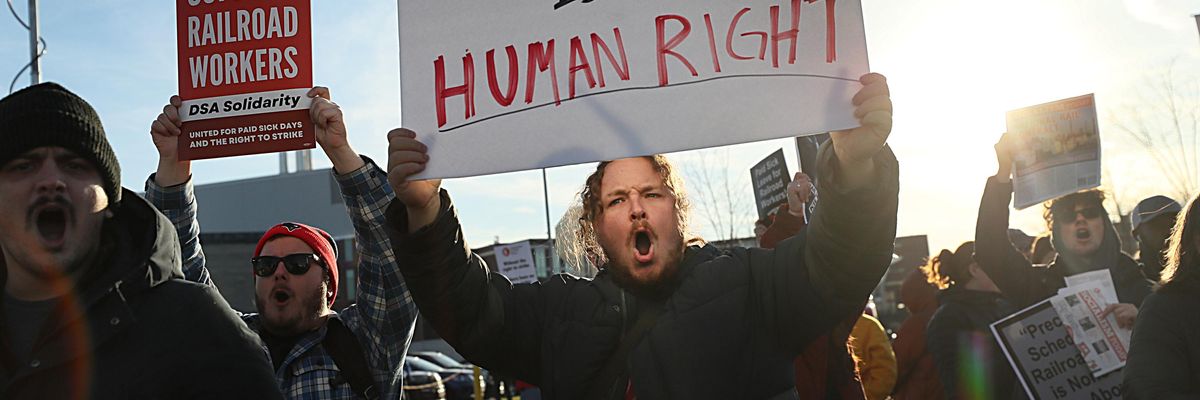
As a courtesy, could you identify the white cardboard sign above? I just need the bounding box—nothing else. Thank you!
[398,0,869,178]
[495,241,539,284]
[991,298,1125,400]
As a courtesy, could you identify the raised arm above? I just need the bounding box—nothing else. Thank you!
[749,73,900,354]
[144,175,210,285]
[306,88,418,398]
[382,128,547,381]
[145,95,212,286]
[974,133,1040,307]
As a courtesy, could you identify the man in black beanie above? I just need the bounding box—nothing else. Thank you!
[0,82,282,399]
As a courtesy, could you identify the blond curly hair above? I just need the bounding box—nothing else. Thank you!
[570,155,704,268]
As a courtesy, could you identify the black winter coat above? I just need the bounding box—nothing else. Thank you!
[974,178,1151,308]
[0,189,282,399]
[387,147,900,400]
[926,288,1023,400]
[1123,288,1200,399]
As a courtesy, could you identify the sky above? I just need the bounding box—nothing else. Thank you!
[1,0,1198,255]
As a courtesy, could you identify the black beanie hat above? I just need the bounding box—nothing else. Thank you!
[0,82,121,203]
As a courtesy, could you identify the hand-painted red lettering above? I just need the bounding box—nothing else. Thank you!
[568,36,598,99]
[486,46,520,107]
[655,15,698,86]
[727,8,767,61]
[434,53,475,128]
[703,14,722,73]
[590,28,630,87]
[525,40,561,105]
[824,0,837,62]
[769,1,801,68]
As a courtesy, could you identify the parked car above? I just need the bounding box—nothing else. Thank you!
[406,356,479,400]
[412,351,506,399]
[413,351,470,370]
[402,364,446,400]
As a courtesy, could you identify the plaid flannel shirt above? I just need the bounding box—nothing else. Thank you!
[143,156,417,400]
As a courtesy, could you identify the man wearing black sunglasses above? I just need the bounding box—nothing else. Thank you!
[974,133,1151,328]
[252,252,327,279]
[144,87,417,399]
[250,222,341,338]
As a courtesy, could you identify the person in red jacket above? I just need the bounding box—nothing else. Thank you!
[757,172,866,400]
[890,268,943,400]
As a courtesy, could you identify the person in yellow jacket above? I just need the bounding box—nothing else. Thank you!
[849,313,898,400]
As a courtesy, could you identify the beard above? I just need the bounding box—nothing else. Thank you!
[1,223,105,292]
[606,242,684,300]
[255,283,326,337]
[7,197,101,280]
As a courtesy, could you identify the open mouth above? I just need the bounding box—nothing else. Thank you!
[1075,228,1091,240]
[35,206,68,246]
[634,230,654,263]
[272,289,292,305]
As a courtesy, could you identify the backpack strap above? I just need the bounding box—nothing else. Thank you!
[323,318,380,400]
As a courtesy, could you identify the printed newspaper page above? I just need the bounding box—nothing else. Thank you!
[1050,280,1131,377]
[1006,94,1101,209]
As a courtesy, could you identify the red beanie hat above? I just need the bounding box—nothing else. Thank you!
[253,222,339,306]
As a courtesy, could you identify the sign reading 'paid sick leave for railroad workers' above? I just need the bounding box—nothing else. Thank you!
[176,0,314,160]
[750,148,791,221]
[399,0,869,179]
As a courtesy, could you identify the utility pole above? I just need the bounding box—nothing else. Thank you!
[542,168,552,240]
[542,168,554,276]
[296,149,312,171]
[28,0,40,85]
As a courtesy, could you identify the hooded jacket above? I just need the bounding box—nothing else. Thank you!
[386,146,900,400]
[926,287,1023,400]
[890,269,941,400]
[0,189,282,399]
[974,177,1151,308]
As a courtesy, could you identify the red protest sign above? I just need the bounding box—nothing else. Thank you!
[175,0,314,160]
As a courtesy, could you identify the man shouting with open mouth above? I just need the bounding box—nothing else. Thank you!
[385,73,899,399]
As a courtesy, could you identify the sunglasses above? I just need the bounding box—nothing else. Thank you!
[1054,207,1103,223]
[251,253,325,277]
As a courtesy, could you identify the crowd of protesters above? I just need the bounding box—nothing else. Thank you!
[2,71,1199,400]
